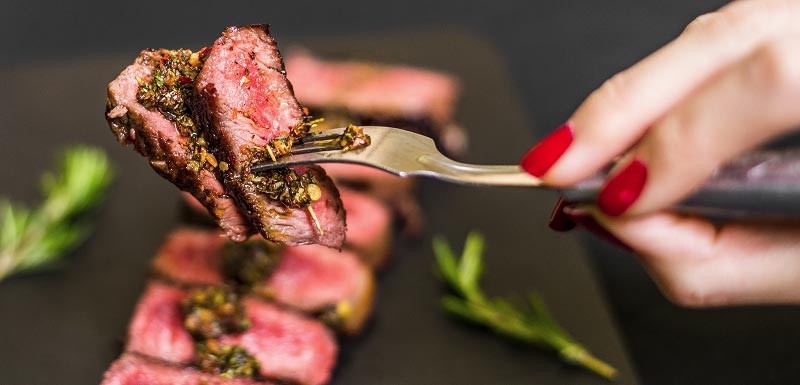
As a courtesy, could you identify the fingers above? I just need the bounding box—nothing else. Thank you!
[520,0,800,185]
[598,34,800,216]
[590,209,800,306]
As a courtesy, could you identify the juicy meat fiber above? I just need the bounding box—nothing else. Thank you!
[106,50,254,241]
[126,282,337,385]
[102,354,271,385]
[194,25,345,248]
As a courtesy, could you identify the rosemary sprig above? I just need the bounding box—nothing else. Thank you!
[0,146,114,281]
[434,232,617,380]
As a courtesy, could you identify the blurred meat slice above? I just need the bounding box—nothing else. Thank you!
[338,188,393,268]
[125,282,337,385]
[220,299,337,385]
[101,354,272,385]
[152,228,374,333]
[322,163,422,236]
[285,50,465,155]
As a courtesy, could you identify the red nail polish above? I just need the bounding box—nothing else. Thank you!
[598,158,648,216]
[520,123,574,177]
[569,214,633,252]
[548,197,576,232]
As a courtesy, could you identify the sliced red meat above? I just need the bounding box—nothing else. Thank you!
[152,228,374,333]
[285,50,460,131]
[101,354,271,385]
[152,229,226,286]
[126,282,337,385]
[106,50,254,242]
[220,299,337,385]
[266,244,374,333]
[194,25,345,248]
[127,283,196,364]
[322,163,422,236]
[338,188,393,268]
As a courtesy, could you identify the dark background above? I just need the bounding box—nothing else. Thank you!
[3,1,800,384]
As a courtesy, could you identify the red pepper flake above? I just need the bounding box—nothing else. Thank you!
[198,46,211,57]
[302,107,310,115]
[179,76,192,84]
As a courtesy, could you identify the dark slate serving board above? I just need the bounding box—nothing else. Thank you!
[0,29,638,384]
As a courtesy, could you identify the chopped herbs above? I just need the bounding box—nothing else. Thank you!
[0,146,113,281]
[137,49,205,136]
[317,301,353,331]
[182,286,250,339]
[221,238,282,291]
[338,124,371,152]
[181,284,259,378]
[248,168,322,208]
[136,48,218,175]
[434,233,617,380]
[195,339,260,379]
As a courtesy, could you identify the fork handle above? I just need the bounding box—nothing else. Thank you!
[560,149,800,218]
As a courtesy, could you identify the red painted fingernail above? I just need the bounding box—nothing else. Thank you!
[548,197,576,232]
[598,158,648,217]
[569,214,633,252]
[520,123,574,177]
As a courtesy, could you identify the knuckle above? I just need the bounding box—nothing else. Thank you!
[682,12,722,36]
[660,273,726,308]
[590,71,637,112]
[751,38,800,90]
[681,0,784,41]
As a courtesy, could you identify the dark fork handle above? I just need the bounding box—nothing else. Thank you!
[560,149,800,218]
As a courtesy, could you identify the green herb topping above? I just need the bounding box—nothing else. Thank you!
[221,238,281,291]
[136,48,219,174]
[137,49,205,136]
[337,124,371,152]
[195,339,260,379]
[182,286,250,339]
[248,168,322,209]
[0,146,113,281]
[434,232,617,380]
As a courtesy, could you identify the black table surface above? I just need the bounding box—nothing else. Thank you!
[3,1,800,384]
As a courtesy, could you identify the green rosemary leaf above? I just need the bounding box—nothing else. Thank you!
[433,236,459,287]
[457,232,484,298]
[433,233,618,380]
[0,146,114,281]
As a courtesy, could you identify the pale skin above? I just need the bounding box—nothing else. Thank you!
[537,0,800,306]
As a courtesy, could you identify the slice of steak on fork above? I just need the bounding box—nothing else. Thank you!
[106,49,254,241]
[194,25,345,248]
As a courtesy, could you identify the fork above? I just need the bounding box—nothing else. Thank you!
[251,126,800,218]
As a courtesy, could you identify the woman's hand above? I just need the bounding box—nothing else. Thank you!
[519,0,800,306]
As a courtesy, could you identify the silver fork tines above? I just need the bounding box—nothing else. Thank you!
[250,126,542,187]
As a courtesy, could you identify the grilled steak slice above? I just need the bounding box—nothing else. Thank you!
[106,49,254,242]
[220,298,337,385]
[338,188,392,268]
[194,25,345,248]
[127,282,337,385]
[152,228,374,333]
[127,283,196,364]
[285,51,466,156]
[102,354,272,385]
